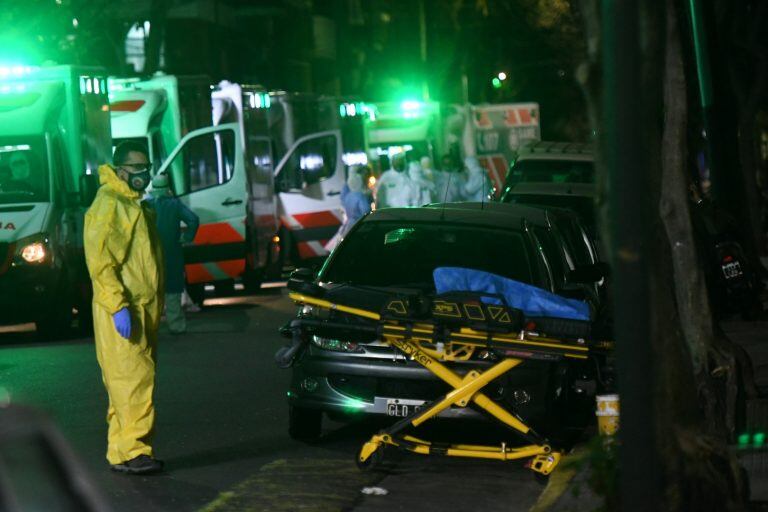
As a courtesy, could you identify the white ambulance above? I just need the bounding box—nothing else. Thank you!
[0,66,111,336]
[160,83,369,297]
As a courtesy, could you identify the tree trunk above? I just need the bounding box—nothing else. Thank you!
[659,0,744,442]
[579,0,748,508]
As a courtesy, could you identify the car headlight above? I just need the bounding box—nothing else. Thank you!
[311,335,363,353]
[14,235,49,265]
[21,242,46,263]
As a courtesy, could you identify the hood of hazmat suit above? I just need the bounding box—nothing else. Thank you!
[84,164,164,465]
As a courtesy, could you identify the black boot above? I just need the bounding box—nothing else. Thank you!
[110,454,164,475]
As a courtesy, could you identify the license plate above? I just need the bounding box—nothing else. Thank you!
[721,261,743,279]
[386,399,424,417]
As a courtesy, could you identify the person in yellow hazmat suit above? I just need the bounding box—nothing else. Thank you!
[84,141,164,475]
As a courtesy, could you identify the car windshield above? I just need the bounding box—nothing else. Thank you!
[320,221,536,289]
[0,138,49,204]
[508,159,594,184]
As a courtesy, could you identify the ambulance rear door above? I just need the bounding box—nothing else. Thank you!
[274,130,344,261]
[157,123,248,285]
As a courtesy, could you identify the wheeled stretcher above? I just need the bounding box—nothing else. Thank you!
[279,286,613,477]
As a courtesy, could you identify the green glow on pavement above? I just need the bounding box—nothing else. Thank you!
[737,433,750,447]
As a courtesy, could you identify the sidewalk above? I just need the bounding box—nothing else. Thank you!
[351,454,543,512]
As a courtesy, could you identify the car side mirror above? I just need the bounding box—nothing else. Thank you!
[568,262,610,284]
[79,173,99,207]
[287,268,324,296]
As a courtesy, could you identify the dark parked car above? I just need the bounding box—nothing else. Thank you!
[501,141,598,245]
[283,203,608,441]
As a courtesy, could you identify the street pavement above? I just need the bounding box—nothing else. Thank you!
[0,285,543,512]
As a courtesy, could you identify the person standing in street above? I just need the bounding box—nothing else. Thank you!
[84,141,164,474]
[374,152,409,208]
[146,173,200,334]
[462,156,493,202]
[325,167,371,251]
[405,160,435,206]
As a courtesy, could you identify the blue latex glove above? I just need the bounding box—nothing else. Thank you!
[112,308,132,339]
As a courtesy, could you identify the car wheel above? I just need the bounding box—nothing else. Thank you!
[533,471,550,486]
[288,404,322,442]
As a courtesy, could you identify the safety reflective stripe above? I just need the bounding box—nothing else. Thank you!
[186,258,246,284]
[185,218,247,284]
[280,210,343,259]
[280,210,343,230]
[478,155,507,197]
[193,220,246,245]
[297,240,329,259]
[504,107,539,127]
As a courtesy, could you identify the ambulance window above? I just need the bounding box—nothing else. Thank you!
[175,129,236,195]
[277,134,336,191]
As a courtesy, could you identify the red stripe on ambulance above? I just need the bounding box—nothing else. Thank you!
[193,221,245,244]
[297,240,330,259]
[216,259,246,278]
[284,210,342,229]
[186,263,215,284]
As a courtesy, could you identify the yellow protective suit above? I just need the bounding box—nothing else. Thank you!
[84,165,164,465]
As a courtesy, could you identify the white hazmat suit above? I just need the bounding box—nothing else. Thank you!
[406,161,435,206]
[462,156,492,202]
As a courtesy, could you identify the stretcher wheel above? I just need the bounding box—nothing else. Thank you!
[533,472,550,486]
[356,445,384,471]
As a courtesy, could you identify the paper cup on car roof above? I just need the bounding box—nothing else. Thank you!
[595,394,620,436]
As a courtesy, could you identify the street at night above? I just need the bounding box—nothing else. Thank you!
[0,286,547,512]
[1,1,768,510]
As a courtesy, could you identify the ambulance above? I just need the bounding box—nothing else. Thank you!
[365,101,541,198]
[0,65,111,336]
[155,81,371,299]
[444,102,541,196]
[108,73,212,172]
[364,100,442,172]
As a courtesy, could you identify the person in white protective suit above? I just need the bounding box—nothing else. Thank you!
[406,160,435,206]
[462,156,493,202]
[374,153,409,208]
[419,155,436,181]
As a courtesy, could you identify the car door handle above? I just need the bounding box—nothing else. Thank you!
[327,190,341,196]
[222,198,243,206]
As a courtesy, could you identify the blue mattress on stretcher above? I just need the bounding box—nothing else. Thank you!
[433,267,591,321]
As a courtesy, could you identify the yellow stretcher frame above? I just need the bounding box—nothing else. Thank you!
[289,291,608,477]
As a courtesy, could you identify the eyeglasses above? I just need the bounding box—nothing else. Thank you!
[120,163,153,173]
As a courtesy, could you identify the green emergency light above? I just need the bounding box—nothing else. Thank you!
[400,100,422,112]
[339,102,373,119]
